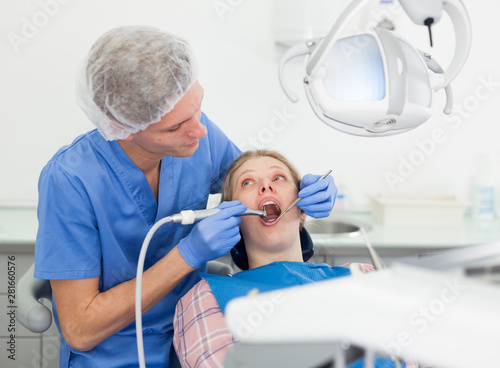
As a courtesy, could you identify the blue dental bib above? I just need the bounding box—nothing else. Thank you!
[201,261,351,313]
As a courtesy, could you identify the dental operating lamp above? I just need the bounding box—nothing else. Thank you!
[278,0,472,137]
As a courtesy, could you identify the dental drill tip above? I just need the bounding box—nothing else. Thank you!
[262,210,267,218]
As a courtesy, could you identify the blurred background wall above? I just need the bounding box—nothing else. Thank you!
[0,0,498,211]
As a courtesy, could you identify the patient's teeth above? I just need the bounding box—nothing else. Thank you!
[261,200,280,210]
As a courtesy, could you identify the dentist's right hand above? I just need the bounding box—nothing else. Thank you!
[178,201,247,269]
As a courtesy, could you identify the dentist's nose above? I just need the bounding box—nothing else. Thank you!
[187,117,207,139]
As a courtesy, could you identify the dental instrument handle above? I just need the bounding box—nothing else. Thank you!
[173,208,267,225]
[240,208,268,217]
[276,169,333,221]
[281,197,301,217]
[318,169,333,180]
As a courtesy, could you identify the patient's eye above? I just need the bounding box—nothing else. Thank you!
[273,175,286,182]
[242,179,253,187]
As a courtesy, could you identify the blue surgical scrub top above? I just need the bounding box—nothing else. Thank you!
[34,112,241,368]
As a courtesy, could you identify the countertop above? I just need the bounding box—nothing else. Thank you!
[306,211,500,249]
[0,206,39,252]
[2,206,500,253]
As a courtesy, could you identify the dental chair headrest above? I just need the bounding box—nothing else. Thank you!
[230,227,314,271]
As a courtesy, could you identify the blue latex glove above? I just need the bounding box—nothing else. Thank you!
[178,201,247,269]
[297,173,337,218]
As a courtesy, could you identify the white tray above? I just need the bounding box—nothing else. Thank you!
[371,194,468,227]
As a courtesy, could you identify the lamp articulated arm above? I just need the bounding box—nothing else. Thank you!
[304,0,471,90]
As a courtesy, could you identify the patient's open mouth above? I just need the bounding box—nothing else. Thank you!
[261,201,281,223]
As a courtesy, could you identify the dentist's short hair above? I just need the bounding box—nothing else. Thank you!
[76,25,198,140]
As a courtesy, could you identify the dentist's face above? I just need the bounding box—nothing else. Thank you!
[124,81,207,158]
[231,156,304,251]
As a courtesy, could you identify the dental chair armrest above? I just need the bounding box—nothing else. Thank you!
[16,263,53,333]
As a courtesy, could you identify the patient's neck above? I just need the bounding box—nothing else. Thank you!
[246,237,303,270]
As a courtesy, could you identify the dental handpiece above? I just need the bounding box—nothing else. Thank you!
[170,208,267,225]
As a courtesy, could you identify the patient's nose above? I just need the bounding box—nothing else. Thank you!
[260,180,275,194]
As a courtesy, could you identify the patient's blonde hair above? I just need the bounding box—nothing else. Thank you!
[221,150,302,202]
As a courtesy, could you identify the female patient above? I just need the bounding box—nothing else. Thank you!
[172,150,395,368]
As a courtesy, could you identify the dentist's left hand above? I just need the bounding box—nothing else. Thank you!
[297,174,337,218]
[178,201,247,269]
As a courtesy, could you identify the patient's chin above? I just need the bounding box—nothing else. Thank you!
[243,217,302,250]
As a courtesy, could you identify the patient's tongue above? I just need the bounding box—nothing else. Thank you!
[263,204,280,221]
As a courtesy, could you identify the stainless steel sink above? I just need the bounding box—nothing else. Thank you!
[305,218,372,237]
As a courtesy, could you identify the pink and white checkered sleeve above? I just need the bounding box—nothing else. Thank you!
[173,279,239,368]
[354,263,376,273]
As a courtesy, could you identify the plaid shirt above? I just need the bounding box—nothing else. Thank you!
[173,278,236,367]
[173,263,420,368]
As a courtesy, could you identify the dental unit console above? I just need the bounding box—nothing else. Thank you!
[278,0,471,137]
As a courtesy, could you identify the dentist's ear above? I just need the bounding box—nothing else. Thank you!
[121,132,135,141]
